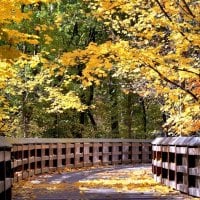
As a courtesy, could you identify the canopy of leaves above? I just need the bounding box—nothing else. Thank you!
[61,0,200,135]
[0,0,199,137]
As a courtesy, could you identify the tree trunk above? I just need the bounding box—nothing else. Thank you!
[22,91,28,137]
[109,77,119,137]
[126,93,133,138]
[140,98,147,138]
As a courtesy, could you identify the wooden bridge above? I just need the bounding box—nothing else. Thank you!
[12,164,193,200]
[0,137,152,200]
[0,137,199,199]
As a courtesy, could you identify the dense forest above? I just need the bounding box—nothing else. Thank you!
[0,0,199,138]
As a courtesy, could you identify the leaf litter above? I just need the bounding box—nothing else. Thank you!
[12,165,198,200]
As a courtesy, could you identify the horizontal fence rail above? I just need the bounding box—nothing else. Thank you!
[152,137,200,198]
[0,137,152,200]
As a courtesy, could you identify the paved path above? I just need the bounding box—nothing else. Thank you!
[12,165,195,200]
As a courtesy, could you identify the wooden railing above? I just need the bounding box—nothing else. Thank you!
[0,137,152,200]
[0,137,12,200]
[152,137,200,198]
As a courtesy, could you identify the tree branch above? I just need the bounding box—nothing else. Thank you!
[154,0,186,37]
[145,63,199,101]
[177,2,193,19]
[173,67,200,77]
[181,0,196,18]
[154,0,172,22]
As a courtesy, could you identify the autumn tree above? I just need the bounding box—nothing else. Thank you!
[0,0,89,136]
[1,0,198,138]
[61,0,200,135]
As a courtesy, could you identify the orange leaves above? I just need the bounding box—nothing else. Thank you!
[60,50,81,67]
[80,0,200,135]
[0,45,21,60]
[188,78,200,97]
[185,120,200,134]
[2,28,39,45]
[0,0,31,24]
[61,42,113,87]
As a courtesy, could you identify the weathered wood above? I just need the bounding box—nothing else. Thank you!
[189,167,200,175]
[0,137,154,200]
[0,138,12,200]
[189,147,200,155]
[152,137,200,198]
[189,188,200,197]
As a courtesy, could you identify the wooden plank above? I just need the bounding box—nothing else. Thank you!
[162,146,169,152]
[152,145,157,151]
[41,144,45,173]
[49,143,54,169]
[162,178,168,186]
[102,142,112,165]
[176,147,187,154]
[122,142,131,164]
[6,137,153,145]
[0,152,4,162]
[177,184,188,193]
[0,181,4,193]
[74,143,84,168]
[93,143,102,166]
[189,167,200,176]
[57,143,62,168]
[169,163,176,171]
[169,180,176,189]
[162,162,168,169]
[176,165,187,173]
[4,178,11,191]
[169,146,175,153]
[112,143,122,165]
[83,143,92,167]
[189,148,200,155]
[154,145,162,151]
[189,188,200,197]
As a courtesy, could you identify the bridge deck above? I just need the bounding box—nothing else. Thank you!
[12,165,195,200]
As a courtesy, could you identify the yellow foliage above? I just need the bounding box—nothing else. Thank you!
[2,28,39,45]
[63,0,200,135]
[0,45,21,60]
[0,1,31,24]
[44,88,88,113]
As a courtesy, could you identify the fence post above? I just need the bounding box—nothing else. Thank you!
[0,137,12,200]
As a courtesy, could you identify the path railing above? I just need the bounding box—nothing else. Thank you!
[0,137,152,200]
[0,137,12,200]
[152,137,200,198]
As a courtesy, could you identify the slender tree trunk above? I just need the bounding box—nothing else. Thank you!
[109,76,119,137]
[20,3,41,137]
[76,26,97,137]
[34,2,41,55]
[78,85,97,137]
[22,91,28,137]
[140,98,147,138]
[86,85,97,131]
[21,39,29,137]
[126,93,133,138]
[88,110,97,131]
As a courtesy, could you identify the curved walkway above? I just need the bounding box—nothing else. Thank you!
[12,165,195,200]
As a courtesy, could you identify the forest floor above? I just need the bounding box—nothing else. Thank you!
[12,164,198,200]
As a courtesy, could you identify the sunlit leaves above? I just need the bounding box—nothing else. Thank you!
[65,0,200,135]
[77,167,177,194]
[0,0,199,135]
[43,88,88,113]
